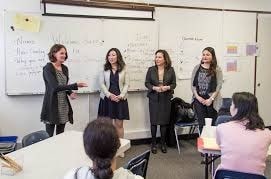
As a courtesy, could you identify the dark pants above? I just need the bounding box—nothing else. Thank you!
[45,124,66,137]
[193,99,217,133]
[151,125,167,145]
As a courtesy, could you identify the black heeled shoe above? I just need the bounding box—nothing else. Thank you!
[161,143,167,153]
[151,144,157,154]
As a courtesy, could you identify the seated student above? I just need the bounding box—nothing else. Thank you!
[64,119,143,179]
[216,92,271,176]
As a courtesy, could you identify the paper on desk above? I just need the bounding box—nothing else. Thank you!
[201,137,220,150]
[13,13,40,32]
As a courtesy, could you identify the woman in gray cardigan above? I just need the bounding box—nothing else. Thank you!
[191,47,223,133]
[98,48,130,138]
[145,50,176,154]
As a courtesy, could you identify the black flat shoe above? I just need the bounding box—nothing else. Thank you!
[161,144,167,153]
[151,144,157,154]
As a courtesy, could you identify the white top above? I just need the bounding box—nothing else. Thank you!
[64,166,143,179]
[1,131,130,179]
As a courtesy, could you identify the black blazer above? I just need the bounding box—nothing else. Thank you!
[40,63,78,124]
[145,66,176,101]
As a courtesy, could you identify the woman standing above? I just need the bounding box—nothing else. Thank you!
[145,49,176,154]
[191,47,223,133]
[216,92,271,177]
[98,48,130,138]
[41,44,87,137]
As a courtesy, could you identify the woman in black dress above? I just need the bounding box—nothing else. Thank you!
[98,48,130,138]
[41,44,87,137]
[145,49,176,154]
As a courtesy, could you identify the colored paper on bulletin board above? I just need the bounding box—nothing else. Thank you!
[226,59,237,72]
[246,43,260,56]
[224,43,240,57]
[13,13,40,32]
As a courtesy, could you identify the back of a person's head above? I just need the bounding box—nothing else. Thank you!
[83,119,121,179]
[231,92,265,130]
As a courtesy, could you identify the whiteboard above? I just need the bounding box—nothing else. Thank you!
[4,11,158,95]
[156,8,256,99]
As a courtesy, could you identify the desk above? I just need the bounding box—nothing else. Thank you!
[1,131,130,179]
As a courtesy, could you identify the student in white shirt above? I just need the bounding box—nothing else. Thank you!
[64,119,143,179]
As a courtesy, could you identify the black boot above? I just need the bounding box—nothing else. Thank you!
[161,143,167,153]
[151,143,157,154]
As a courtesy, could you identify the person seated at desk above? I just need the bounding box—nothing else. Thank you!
[64,119,143,179]
[216,92,271,176]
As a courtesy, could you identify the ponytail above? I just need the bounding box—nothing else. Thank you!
[92,158,113,179]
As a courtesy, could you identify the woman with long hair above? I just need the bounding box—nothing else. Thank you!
[98,48,130,138]
[191,47,223,133]
[64,119,143,179]
[216,92,271,176]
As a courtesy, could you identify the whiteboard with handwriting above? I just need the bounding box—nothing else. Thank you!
[4,11,158,95]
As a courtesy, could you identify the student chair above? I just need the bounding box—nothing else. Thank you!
[215,115,231,126]
[125,150,151,178]
[22,130,49,147]
[215,169,267,179]
[174,120,200,154]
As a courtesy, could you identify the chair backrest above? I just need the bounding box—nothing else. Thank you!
[215,115,231,126]
[22,130,49,147]
[126,150,151,178]
[215,169,267,179]
[218,98,232,116]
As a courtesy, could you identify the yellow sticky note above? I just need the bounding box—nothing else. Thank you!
[13,13,40,32]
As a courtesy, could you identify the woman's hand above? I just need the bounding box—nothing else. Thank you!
[69,92,77,100]
[203,98,213,106]
[196,96,205,103]
[153,86,162,93]
[109,94,120,102]
[161,86,170,92]
[77,82,88,88]
[116,95,123,101]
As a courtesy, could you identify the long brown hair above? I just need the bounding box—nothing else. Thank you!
[230,92,265,130]
[155,49,172,70]
[104,48,125,72]
[201,47,217,76]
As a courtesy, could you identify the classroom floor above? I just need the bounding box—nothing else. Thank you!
[117,140,271,179]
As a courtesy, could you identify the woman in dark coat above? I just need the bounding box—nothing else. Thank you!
[41,44,87,137]
[145,49,176,154]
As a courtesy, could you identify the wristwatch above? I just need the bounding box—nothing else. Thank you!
[211,97,215,101]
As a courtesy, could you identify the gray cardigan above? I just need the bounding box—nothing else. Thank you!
[99,67,130,100]
[191,64,223,112]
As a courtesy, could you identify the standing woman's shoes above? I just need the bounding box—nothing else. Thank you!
[151,144,157,154]
[161,143,167,153]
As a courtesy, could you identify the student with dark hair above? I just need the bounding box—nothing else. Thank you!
[145,49,176,154]
[216,92,271,176]
[41,44,87,137]
[64,119,143,179]
[98,48,130,138]
[191,47,223,133]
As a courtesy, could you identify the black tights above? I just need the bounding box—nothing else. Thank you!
[151,125,167,145]
[45,124,66,137]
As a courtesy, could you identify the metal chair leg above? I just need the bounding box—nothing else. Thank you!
[174,126,181,154]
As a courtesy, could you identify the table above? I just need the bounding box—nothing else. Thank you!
[1,131,130,179]
[197,137,221,179]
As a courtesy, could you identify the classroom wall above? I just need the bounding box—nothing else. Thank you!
[0,0,271,140]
